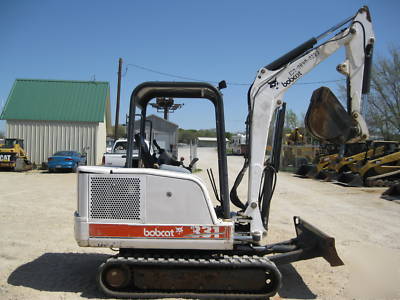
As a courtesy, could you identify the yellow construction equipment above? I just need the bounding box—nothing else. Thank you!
[285,128,304,145]
[281,128,319,172]
[295,143,339,178]
[318,142,367,180]
[338,141,400,186]
[0,138,32,171]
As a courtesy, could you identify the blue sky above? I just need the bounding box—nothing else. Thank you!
[1,0,399,133]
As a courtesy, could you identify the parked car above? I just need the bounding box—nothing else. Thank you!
[48,151,87,172]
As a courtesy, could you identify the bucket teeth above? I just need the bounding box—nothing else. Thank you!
[383,183,400,197]
[324,171,338,182]
[306,167,318,178]
[315,170,328,180]
[337,172,364,186]
[296,165,313,176]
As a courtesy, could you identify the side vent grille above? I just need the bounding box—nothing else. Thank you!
[89,176,143,221]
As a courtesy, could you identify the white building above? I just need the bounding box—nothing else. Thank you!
[0,79,112,165]
[197,137,229,147]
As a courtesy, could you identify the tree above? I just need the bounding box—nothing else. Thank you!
[364,47,400,140]
[178,128,233,143]
[284,109,299,130]
[338,47,400,140]
[0,131,4,139]
[109,125,127,139]
[225,131,233,140]
[178,129,197,143]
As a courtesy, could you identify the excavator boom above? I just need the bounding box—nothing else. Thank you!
[244,6,374,237]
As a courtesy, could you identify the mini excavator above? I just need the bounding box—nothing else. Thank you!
[74,6,374,299]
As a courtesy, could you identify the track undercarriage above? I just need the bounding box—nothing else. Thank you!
[98,253,281,299]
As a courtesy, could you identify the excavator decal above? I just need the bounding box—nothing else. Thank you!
[89,224,231,240]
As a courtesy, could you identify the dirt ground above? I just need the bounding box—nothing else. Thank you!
[1,147,399,299]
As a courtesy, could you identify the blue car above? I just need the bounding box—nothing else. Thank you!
[48,151,87,173]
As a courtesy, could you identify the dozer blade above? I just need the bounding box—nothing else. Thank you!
[296,165,314,176]
[315,170,328,180]
[382,183,400,198]
[337,172,364,187]
[305,166,321,179]
[269,216,344,267]
[324,170,338,182]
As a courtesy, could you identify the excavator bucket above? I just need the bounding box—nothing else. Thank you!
[324,170,339,182]
[305,87,358,144]
[270,217,344,267]
[382,183,400,198]
[315,170,328,180]
[305,166,327,179]
[296,164,314,177]
[337,172,364,187]
[305,166,318,178]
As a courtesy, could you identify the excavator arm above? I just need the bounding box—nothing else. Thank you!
[244,6,375,240]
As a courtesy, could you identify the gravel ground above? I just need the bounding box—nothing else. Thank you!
[1,147,399,299]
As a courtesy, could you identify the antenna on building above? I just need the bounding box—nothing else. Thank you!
[150,97,183,120]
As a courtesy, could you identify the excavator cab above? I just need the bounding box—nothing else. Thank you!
[305,87,359,144]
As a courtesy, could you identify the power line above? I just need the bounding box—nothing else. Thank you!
[124,62,345,86]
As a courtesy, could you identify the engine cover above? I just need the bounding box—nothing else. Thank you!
[74,166,233,250]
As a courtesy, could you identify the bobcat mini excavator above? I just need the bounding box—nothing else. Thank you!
[74,6,374,299]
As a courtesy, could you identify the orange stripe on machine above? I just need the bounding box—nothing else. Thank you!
[89,224,231,240]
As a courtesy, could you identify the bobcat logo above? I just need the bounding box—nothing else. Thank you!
[144,228,175,237]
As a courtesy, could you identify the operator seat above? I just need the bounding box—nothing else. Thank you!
[134,134,157,168]
[134,134,191,173]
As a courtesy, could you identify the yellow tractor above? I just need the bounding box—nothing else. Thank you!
[0,138,32,171]
[295,143,340,178]
[320,142,368,180]
[338,141,400,186]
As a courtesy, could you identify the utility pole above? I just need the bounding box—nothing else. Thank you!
[114,58,123,140]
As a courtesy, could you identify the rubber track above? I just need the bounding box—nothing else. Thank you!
[97,253,282,299]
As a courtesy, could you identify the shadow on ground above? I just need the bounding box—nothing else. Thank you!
[277,264,317,299]
[8,253,316,299]
[8,252,109,298]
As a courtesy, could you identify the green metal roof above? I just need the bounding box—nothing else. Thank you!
[0,79,110,122]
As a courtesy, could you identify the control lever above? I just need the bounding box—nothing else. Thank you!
[189,158,199,169]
